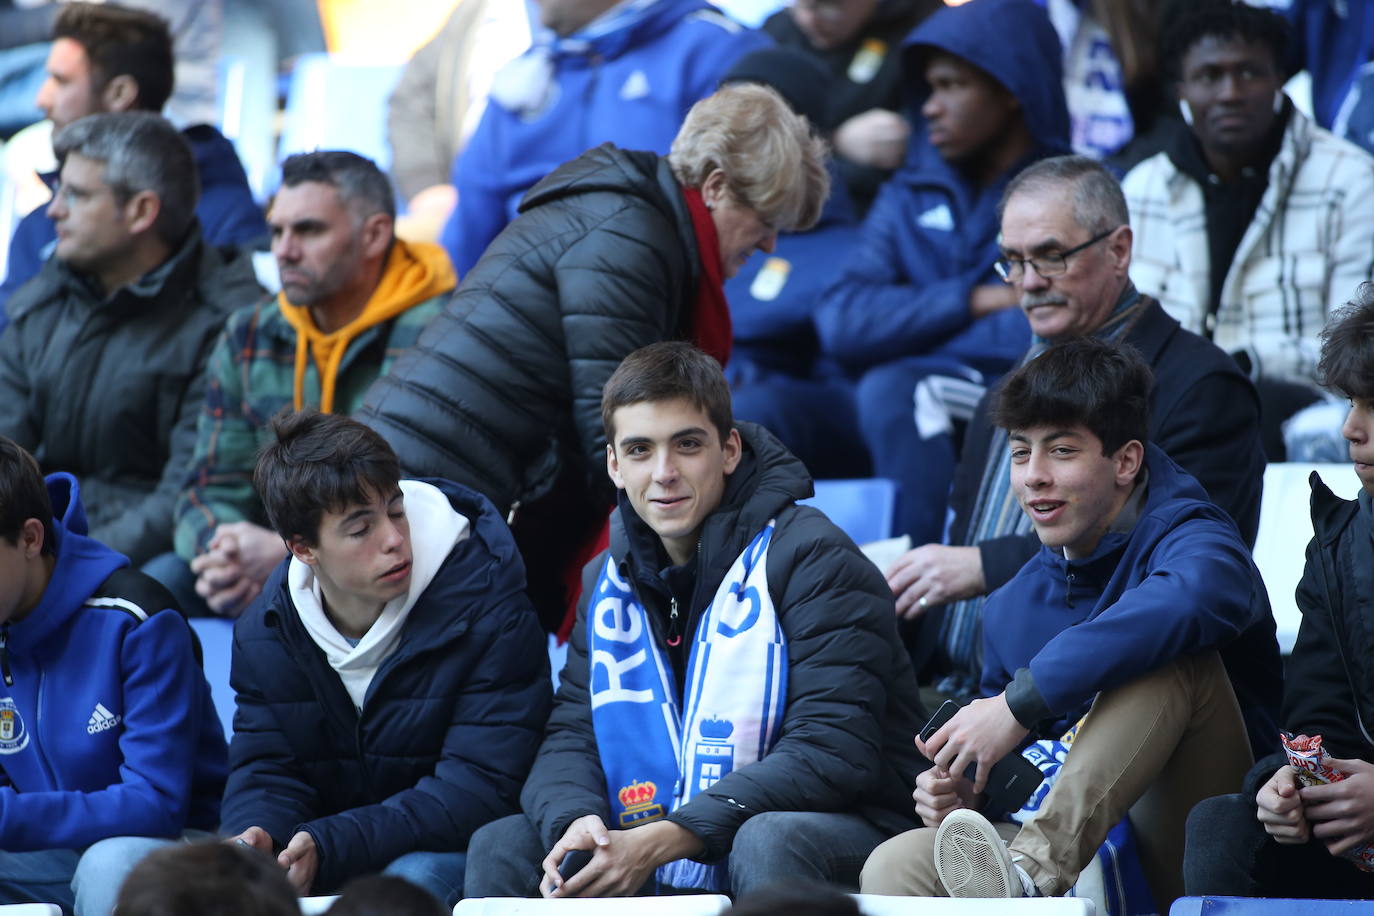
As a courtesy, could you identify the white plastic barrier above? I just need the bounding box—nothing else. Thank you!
[1253,463,1361,653]
[455,896,730,915]
[855,896,1095,915]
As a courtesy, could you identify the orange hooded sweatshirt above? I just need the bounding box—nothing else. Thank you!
[277,239,455,413]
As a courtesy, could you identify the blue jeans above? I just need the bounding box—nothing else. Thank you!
[141,551,214,617]
[465,811,889,897]
[383,851,466,910]
[0,835,189,916]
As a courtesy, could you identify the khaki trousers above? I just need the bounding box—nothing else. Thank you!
[861,652,1254,909]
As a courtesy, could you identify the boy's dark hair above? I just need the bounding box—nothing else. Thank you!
[114,842,298,916]
[1318,282,1374,401]
[991,337,1152,455]
[326,875,446,916]
[53,2,174,113]
[280,150,397,221]
[1162,0,1288,82]
[602,342,734,445]
[0,437,54,554]
[253,409,402,547]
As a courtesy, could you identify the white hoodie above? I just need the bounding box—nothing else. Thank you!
[289,479,469,710]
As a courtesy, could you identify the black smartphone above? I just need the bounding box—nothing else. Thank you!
[920,699,960,743]
[918,698,1046,814]
[557,849,593,883]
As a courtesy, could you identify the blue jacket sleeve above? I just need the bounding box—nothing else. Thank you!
[814,182,986,371]
[0,612,217,850]
[1027,518,1265,717]
[303,594,551,892]
[445,105,517,278]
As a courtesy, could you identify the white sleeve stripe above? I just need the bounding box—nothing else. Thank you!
[85,597,150,621]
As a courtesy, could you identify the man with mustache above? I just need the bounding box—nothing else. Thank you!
[886,154,1265,699]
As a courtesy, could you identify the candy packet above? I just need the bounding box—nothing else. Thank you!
[1282,732,1374,872]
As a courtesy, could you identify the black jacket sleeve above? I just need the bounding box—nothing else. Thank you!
[520,557,616,849]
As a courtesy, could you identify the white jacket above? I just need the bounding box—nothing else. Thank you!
[1124,107,1374,387]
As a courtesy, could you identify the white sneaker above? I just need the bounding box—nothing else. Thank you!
[934,809,1025,898]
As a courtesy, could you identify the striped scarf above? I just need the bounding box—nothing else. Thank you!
[937,285,1148,697]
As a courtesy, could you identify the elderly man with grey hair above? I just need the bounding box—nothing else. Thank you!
[885,154,1266,697]
[0,110,262,565]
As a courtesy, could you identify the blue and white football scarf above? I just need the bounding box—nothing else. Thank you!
[588,521,786,892]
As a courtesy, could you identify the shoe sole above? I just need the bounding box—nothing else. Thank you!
[934,810,1018,898]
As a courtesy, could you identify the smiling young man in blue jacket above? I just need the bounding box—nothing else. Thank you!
[0,436,227,915]
[220,410,549,910]
[861,338,1281,910]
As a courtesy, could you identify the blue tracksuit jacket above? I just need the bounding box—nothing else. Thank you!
[0,473,226,850]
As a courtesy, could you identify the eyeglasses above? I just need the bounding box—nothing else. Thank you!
[993,227,1119,282]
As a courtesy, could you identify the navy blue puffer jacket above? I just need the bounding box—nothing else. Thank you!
[219,479,551,893]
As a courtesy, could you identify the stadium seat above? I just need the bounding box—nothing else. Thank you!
[276,53,404,192]
[1170,898,1374,914]
[454,897,731,915]
[0,906,62,915]
[800,478,899,546]
[189,618,236,741]
[854,898,1095,915]
[1252,462,1360,653]
[301,896,339,914]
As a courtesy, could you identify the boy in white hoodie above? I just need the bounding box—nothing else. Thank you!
[218,409,550,909]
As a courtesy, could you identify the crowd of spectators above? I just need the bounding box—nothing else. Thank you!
[0,0,1372,913]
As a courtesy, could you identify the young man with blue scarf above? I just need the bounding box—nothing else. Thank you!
[862,338,1281,910]
[464,341,925,898]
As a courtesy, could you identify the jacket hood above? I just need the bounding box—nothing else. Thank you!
[257,477,525,640]
[182,123,254,192]
[902,0,1069,156]
[277,239,455,413]
[10,474,127,649]
[520,143,697,266]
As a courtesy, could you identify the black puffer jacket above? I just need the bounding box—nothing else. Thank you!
[522,422,926,860]
[357,144,699,514]
[1243,473,1373,795]
[0,227,261,564]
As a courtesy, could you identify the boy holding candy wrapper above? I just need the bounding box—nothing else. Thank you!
[1184,284,1374,897]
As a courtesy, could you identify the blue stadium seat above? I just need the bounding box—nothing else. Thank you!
[800,478,899,545]
[189,618,236,741]
[1171,898,1374,914]
[275,53,404,195]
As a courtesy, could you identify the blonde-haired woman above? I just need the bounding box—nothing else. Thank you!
[358,84,829,633]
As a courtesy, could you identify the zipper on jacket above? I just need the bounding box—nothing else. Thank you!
[1315,534,1374,746]
[0,626,13,686]
[34,667,58,786]
[666,597,682,647]
[1064,572,1076,609]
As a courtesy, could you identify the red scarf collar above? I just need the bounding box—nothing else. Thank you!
[683,186,732,367]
